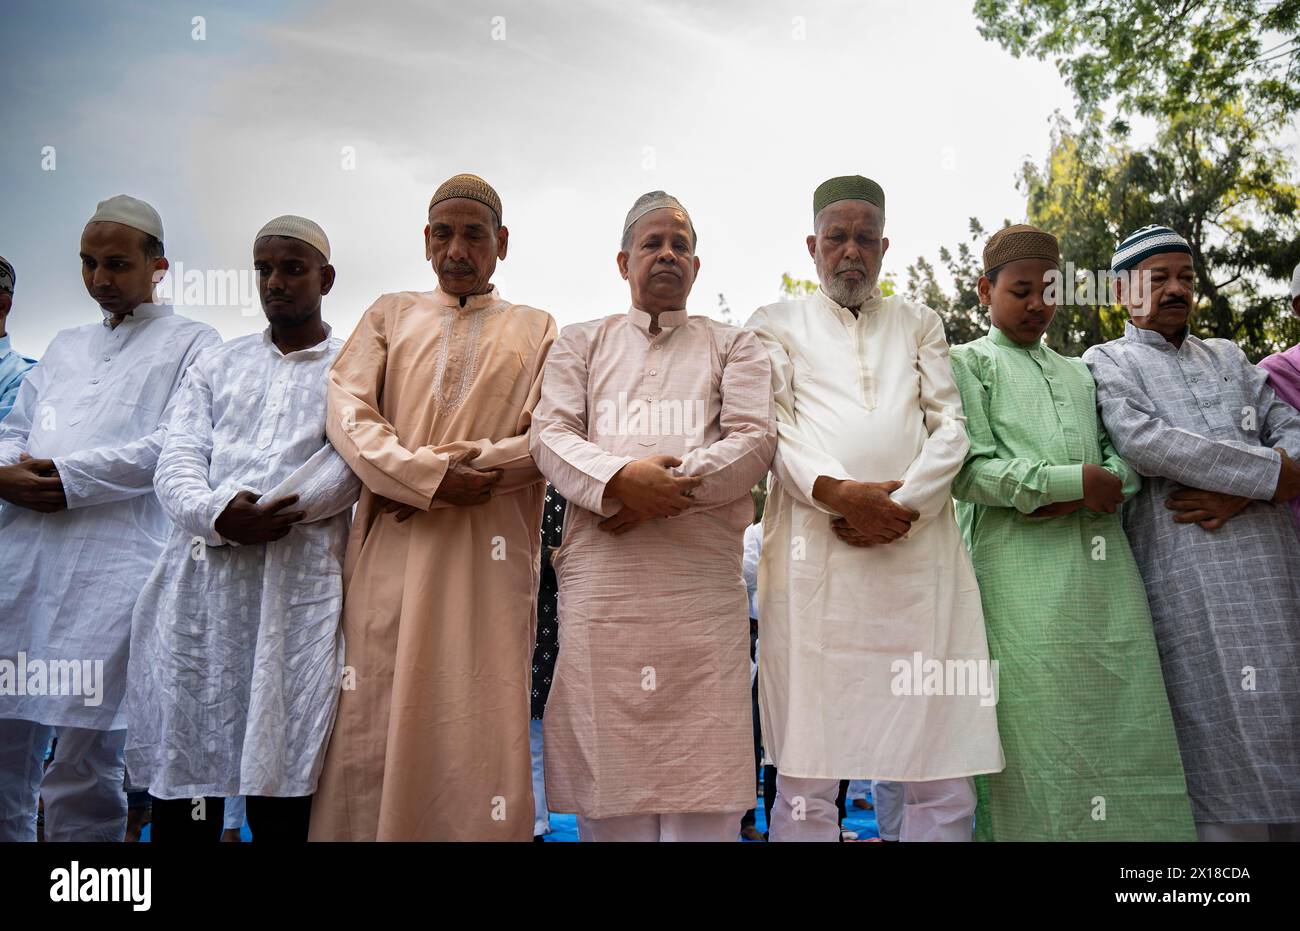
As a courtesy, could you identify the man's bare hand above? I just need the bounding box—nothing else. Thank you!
[1272,449,1300,503]
[1166,487,1251,531]
[433,446,502,506]
[597,507,654,536]
[1028,500,1085,518]
[814,478,918,544]
[379,497,420,523]
[215,491,306,544]
[0,454,67,512]
[1081,464,1124,513]
[605,455,701,519]
[830,517,875,547]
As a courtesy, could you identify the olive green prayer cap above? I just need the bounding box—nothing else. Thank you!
[813,175,885,219]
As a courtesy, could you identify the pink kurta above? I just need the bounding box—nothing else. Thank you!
[309,287,556,841]
[1260,343,1300,526]
[529,306,776,819]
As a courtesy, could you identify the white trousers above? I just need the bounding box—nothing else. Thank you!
[577,811,743,842]
[770,773,975,842]
[1196,821,1300,842]
[872,779,905,841]
[0,718,127,842]
[529,719,549,837]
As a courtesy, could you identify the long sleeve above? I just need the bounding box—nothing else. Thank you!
[529,325,635,517]
[325,297,455,509]
[1085,346,1281,499]
[53,328,221,510]
[890,309,971,529]
[0,361,46,467]
[257,442,361,523]
[153,361,245,545]
[746,307,853,515]
[949,347,1083,512]
[674,328,776,510]
[1097,406,1141,500]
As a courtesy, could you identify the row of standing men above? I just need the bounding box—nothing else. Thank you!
[0,173,1298,842]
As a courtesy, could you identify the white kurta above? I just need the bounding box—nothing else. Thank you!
[125,328,360,799]
[0,304,220,731]
[746,287,1004,782]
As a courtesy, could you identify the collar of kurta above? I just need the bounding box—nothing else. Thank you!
[988,323,1043,352]
[1124,319,1190,350]
[99,301,174,327]
[433,285,500,311]
[627,305,687,333]
[812,284,883,323]
[260,322,334,358]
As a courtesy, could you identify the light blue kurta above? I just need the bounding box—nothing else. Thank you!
[0,333,37,421]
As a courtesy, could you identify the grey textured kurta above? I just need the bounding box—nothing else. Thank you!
[1084,322,1300,824]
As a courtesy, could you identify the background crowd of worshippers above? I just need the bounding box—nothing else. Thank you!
[0,170,1297,844]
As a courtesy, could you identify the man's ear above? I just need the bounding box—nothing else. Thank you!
[320,264,336,296]
[423,224,433,262]
[976,275,992,306]
[880,237,890,259]
[806,234,816,260]
[151,256,170,286]
[497,225,509,261]
[616,250,630,280]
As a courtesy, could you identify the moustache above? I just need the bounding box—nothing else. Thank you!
[441,262,476,276]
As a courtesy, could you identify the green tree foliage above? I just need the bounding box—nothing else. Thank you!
[910,0,1300,359]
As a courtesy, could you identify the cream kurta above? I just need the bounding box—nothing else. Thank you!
[746,288,1004,781]
[530,307,776,819]
[308,287,556,841]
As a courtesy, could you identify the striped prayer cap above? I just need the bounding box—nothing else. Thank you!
[1111,225,1191,273]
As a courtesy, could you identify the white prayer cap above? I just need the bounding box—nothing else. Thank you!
[255,215,331,261]
[1290,261,1300,300]
[86,194,164,241]
[621,190,696,248]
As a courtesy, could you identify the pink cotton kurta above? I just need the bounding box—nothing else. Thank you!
[1260,343,1300,526]
[309,287,556,841]
[529,307,776,820]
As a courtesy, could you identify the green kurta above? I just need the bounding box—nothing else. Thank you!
[950,326,1195,841]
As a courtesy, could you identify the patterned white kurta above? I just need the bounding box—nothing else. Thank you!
[0,304,220,730]
[746,288,1004,782]
[1085,323,1300,824]
[125,328,360,798]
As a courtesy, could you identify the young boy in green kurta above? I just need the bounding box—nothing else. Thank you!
[949,224,1195,841]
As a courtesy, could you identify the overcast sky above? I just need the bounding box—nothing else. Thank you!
[3,0,1088,356]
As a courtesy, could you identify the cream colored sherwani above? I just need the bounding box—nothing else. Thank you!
[529,307,776,820]
[309,286,557,841]
[746,287,1004,782]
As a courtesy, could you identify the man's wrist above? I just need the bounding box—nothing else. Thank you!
[813,476,845,510]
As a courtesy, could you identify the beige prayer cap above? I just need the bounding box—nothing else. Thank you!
[983,224,1060,274]
[428,173,502,224]
[255,215,331,261]
[621,191,697,248]
[86,194,164,242]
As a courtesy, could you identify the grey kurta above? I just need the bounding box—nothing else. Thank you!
[1084,322,1300,824]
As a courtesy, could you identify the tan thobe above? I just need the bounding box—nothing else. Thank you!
[308,287,557,841]
[529,306,777,820]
